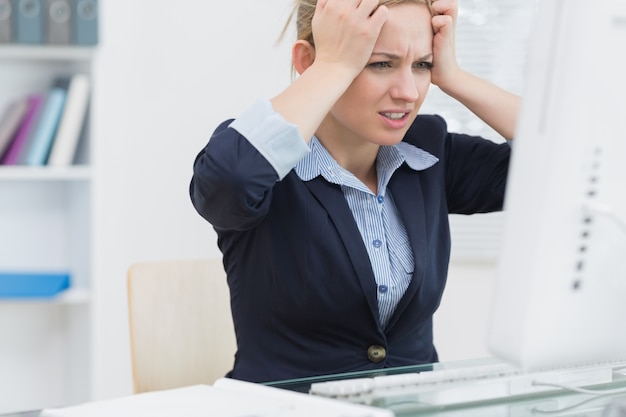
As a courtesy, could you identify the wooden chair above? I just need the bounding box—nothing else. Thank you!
[127,258,236,393]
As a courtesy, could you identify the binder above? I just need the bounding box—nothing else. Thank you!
[44,0,71,44]
[0,0,12,43]
[0,94,44,165]
[47,74,90,166]
[15,90,48,164]
[24,84,67,165]
[0,271,70,298]
[72,0,97,45]
[0,98,29,159]
[15,0,43,44]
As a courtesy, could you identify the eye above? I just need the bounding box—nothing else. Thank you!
[368,61,393,69]
[413,61,434,71]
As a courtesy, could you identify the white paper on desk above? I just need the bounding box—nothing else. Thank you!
[40,378,393,417]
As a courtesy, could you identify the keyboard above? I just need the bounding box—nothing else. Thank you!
[309,359,626,410]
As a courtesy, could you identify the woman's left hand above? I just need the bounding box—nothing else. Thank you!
[430,0,460,89]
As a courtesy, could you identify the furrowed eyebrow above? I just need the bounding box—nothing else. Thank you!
[371,52,433,61]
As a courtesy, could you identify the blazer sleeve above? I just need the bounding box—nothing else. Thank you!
[189,120,280,231]
[409,114,511,214]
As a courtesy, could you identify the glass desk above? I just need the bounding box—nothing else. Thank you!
[265,357,626,417]
[3,358,626,417]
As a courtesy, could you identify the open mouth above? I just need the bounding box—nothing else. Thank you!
[381,112,409,121]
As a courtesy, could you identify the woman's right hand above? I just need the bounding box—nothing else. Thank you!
[269,0,388,144]
[311,0,389,78]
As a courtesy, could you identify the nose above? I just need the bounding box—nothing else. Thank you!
[390,68,420,102]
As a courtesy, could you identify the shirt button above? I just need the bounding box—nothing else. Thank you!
[373,239,382,248]
[378,285,388,294]
[367,345,387,363]
[377,195,384,204]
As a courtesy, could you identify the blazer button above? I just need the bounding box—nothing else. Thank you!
[367,345,387,363]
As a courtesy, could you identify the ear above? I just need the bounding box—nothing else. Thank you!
[292,40,316,75]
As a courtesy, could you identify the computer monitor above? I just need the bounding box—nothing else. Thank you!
[487,0,626,370]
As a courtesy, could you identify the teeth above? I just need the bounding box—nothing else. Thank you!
[383,113,405,120]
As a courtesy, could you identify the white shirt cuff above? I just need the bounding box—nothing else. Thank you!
[229,99,310,180]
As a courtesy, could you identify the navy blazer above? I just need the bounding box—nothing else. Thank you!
[190,114,511,383]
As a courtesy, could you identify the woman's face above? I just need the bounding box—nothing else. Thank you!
[321,3,433,148]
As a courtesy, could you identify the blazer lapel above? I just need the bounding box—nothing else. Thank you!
[386,167,429,328]
[305,177,381,325]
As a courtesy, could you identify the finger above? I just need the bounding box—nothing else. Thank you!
[316,0,329,13]
[431,0,458,19]
[431,14,453,34]
[369,4,389,25]
[355,0,381,18]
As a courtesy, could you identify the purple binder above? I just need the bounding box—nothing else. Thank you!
[0,94,44,165]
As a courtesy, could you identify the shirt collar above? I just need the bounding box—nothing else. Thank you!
[294,136,439,183]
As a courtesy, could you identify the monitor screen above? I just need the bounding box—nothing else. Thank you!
[486,0,626,370]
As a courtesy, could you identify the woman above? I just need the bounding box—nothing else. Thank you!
[190,0,519,383]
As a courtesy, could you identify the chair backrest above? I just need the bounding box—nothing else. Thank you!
[127,258,236,393]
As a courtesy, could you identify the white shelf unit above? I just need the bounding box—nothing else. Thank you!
[0,46,95,413]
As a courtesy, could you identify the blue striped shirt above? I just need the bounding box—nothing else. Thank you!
[230,99,439,328]
[296,138,438,327]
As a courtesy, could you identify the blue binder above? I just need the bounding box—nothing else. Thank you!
[72,0,98,45]
[0,272,71,298]
[15,0,43,44]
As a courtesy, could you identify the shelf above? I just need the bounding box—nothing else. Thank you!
[0,166,92,181]
[0,46,95,62]
[0,22,97,413]
[0,288,91,305]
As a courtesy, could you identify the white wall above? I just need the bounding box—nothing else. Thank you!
[434,260,497,362]
[91,0,294,400]
[91,0,502,401]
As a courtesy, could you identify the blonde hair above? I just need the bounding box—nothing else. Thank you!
[282,0,433,46]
